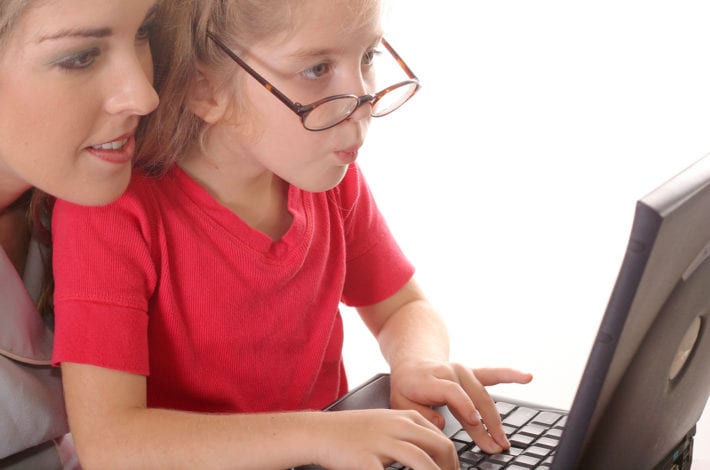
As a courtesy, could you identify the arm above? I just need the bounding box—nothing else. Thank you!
[357,278,533,454]
[61,362,457,470]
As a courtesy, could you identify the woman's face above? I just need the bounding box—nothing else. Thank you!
[0,0,159,206]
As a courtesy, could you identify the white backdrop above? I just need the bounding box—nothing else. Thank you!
[341,1,710,466]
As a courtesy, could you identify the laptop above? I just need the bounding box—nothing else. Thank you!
[322,155,710,469]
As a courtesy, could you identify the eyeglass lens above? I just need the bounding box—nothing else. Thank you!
[302,81,418,131]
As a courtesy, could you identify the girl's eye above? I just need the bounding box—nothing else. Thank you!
[302,62,332,80]
[136,18,156,42]
[55,48,100,71]
[362,48,379,67]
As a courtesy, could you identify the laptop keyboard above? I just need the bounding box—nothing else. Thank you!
[388,401,568,470]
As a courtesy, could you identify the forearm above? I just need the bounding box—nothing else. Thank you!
[375,298,451,369]
[72,407,327,470]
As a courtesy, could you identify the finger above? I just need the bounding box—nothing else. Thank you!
[473,368,534,386]
[421,377,483,428]
[390,394,447,429]
[389,441,441,470]
[460,419,504,454]
[452,365,510,452]
[393,424,458,470]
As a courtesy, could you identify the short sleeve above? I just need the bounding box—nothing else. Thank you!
[51,181,158,375]
[338,164,415,306]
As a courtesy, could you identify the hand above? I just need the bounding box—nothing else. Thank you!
[314,408,458,470]
[389,361,533,454]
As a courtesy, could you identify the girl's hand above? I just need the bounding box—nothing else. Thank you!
[389,361,533,454]
[314,408,458,470]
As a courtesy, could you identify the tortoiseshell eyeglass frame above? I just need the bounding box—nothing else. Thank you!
[206,31,420,131]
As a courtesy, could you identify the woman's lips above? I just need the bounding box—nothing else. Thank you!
[86,134,136,165]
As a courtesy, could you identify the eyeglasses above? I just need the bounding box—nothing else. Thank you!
[206,32,420,131]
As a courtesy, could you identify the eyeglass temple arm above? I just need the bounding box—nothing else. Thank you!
[206,32,304,114]
[381,38,418,81]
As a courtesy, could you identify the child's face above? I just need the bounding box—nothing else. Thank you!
[225,0,383,192]
[0,0,159,206]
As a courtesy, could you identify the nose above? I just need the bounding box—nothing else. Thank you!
[346,72,374,123]
[104,48,159,116]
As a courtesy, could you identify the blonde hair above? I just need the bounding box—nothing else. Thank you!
[135,0,381,176]
[0,0,33,51]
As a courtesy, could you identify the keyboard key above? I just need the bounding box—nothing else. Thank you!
[474,462,503,470]
[453,429,473,444]
[523,445,551,458]
[502,407,538,428]
[453,440,468,453]
[502,424,517,436]
[519,424,547,437]
[506,446,523,456]
[459,449,485,465]
[488,453,514,464]
[512,454,541,467]
[495,402,517,417]
[509,433,535,448]
[535,437,559,449]
[531,411,563,426]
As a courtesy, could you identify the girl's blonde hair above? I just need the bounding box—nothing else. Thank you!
[0,0,32,51]
[135,0,380,176]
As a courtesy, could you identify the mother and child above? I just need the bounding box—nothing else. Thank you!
[2,0,532,468]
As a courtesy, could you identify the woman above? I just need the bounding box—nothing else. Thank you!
[0,0,159,467]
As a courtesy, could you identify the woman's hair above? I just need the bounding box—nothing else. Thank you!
[135,0,380,176]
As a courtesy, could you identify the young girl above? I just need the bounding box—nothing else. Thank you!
[51,1,532,468]
[0,0,159,467]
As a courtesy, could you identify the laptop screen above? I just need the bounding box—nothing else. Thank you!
[554,155,710,469]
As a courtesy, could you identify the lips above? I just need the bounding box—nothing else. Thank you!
[91,137,129,151]
[335,145,360,164]
[86,134,136,165]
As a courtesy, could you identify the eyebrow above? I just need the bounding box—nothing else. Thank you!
[37,27,112,44]
[35,1,159,44]
[286,31,384,61]
[287,46,339,61]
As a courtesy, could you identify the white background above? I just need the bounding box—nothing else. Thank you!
[341,1,710,467]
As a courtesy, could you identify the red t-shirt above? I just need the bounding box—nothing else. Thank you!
[52,164,413,413]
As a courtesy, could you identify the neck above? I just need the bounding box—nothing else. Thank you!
[180,144,293,241]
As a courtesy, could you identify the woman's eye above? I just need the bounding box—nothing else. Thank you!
[55,48,100,70]
[302,62,332,80]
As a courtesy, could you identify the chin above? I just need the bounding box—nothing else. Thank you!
[60,173,131,207]
[304,166,350,193]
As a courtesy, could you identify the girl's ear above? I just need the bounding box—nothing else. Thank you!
[187,63,228,123]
